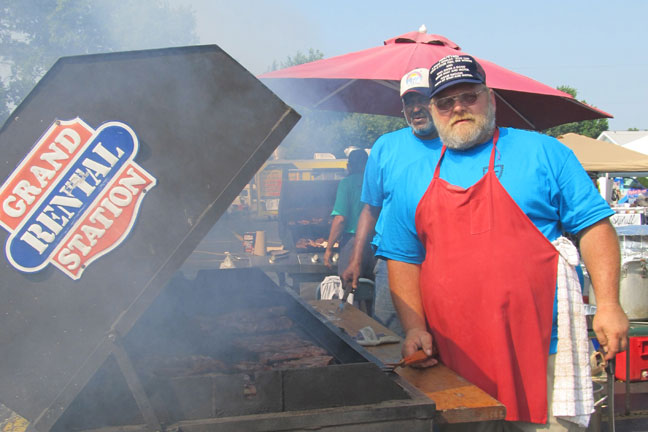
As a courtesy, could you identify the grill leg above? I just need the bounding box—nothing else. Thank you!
[109,332,163,432]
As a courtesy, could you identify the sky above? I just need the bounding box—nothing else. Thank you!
[174,0,647,132]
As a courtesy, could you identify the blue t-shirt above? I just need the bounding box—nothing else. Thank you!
[361,127,442,249]
[378,128,615,353]
[379,128,614,262]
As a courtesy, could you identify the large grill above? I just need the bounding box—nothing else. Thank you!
[0,45,434,431]
[51,268,435,432]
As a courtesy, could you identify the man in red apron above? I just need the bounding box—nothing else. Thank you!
[378,55,629,431]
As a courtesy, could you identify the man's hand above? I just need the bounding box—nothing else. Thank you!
[593,302,629,360]
[324,215,345,270]
[341,258,361,290]
[402,328,438,368]
[323,248,334,269]
[579,219,629,360]
[342,204,380,290]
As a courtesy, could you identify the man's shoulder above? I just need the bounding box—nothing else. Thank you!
[374,127,412,145]
[372,128,441,161]
[500,127,561,144]
[341,173,363,186]
[500,127,569,153]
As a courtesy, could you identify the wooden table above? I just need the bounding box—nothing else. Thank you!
[309,299,506,424]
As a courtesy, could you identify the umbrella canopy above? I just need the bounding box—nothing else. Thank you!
[260,29,612,130]
[558,133,648,174]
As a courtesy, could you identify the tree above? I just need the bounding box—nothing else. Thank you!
[543,85,609,138]
[267,48,324,72]
[0,0,197,125]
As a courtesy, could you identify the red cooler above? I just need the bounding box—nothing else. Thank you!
[615,336,648,382]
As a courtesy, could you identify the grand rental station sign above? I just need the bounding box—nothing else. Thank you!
[0,118,156,280]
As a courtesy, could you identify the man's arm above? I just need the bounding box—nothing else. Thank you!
[324,215,345,269]
[387,259,437,367]
[579,218,629,360]
[341,204,380,289]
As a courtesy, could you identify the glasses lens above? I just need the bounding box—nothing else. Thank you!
[434,90,483,112]
[435,97,455,111]
[458,92,479,105]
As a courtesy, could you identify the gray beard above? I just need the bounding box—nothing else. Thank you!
[438,103,496,150]
[408,119,437,138]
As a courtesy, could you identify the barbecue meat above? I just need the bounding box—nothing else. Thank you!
[259,345,329,364]
[234,331,314,352]
[150,355,229,377]
[196,306,294,334]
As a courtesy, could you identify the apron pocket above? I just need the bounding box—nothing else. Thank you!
[470,197,492,234]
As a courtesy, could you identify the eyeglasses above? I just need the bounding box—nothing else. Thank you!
[432,88,487,112]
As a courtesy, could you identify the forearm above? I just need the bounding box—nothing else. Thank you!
[350,204,379,263]
[579,219,620,305]
[326,215,345,253]
[387,259,435,360]
[386,259,426,332]
[579,218,629,358]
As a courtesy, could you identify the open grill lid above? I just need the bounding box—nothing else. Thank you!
[0,45,300,431]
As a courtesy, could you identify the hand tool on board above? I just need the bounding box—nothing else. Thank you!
[383,350,431,371]
[338,280,354,312]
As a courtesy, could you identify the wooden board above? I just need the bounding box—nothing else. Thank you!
[309,300,506,424]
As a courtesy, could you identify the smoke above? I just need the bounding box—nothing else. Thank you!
[172,0,324,75]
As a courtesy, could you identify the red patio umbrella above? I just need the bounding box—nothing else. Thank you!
[259,29,612,131]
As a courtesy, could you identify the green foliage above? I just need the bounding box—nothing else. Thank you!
[267,48,324,72]
[636,177,648,188]
[543,85,609,139]
[0,0,198,125]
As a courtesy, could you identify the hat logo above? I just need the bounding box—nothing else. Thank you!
[405,71,424,86]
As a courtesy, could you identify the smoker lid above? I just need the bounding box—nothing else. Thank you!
[0,45,299,430]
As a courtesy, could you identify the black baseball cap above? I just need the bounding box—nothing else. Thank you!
[429,55,486,97]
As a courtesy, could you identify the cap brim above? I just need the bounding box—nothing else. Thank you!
[400,87,432,98]
[430,78,484,97]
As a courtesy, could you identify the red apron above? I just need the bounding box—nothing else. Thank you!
[414,129,558,423]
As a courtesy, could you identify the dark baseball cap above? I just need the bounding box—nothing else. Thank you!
[429,55,486,97]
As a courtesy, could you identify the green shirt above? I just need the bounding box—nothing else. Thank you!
[331,173,364,234]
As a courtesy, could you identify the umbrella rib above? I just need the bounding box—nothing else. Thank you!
[492,90,537,130]
[313,79,399,109]
[313,79,356,108]
[373,80,400,91]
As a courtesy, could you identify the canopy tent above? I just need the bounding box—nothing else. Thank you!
[557,133,648,175]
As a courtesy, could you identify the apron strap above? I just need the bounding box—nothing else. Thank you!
[488,128,500,171]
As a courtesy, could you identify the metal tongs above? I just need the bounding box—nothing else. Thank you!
[605,355,616,432]
[383,349,430,371]
[592,345,616,432]
[337,280,354,312]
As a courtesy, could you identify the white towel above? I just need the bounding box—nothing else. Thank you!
[318,276,354,303]
[551,237,594,428]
